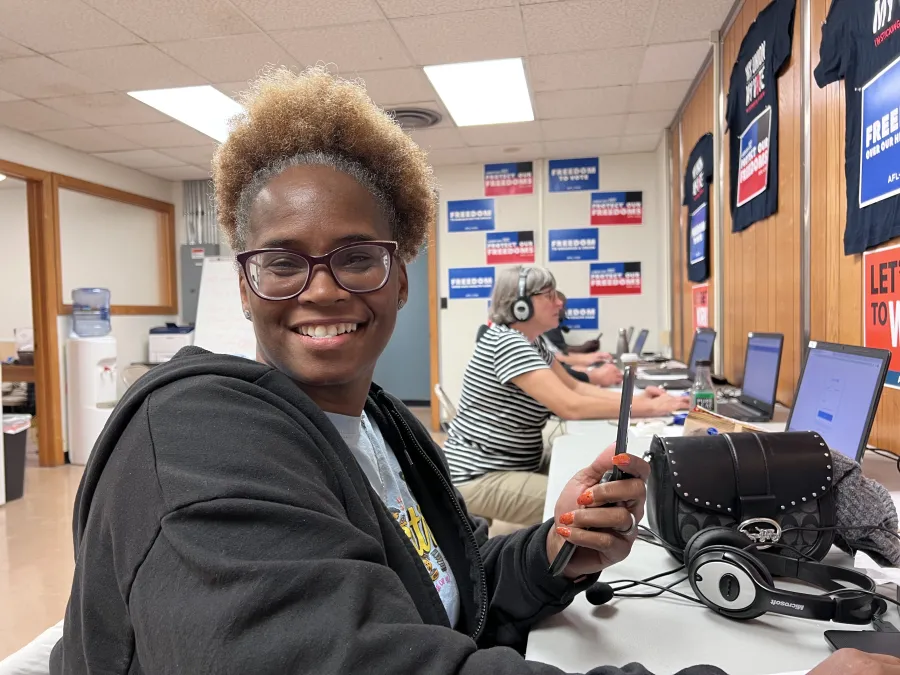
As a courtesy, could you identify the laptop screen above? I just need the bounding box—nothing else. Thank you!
[742,335,782,405]
[787,346,886,459]
[689,331,715,373]
[632,329,649,355]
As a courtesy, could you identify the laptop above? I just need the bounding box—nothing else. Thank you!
[717,333,784,422]
[636,329,716,390]
[632,329,649,356]
[785,341,890,462]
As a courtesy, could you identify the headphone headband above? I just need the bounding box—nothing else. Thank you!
[512,267,534,323]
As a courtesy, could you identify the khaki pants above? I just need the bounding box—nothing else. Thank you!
[457,471,547,527]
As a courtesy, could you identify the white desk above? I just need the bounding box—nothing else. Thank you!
[526,426,900,675]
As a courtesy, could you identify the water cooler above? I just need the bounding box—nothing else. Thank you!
[66,336,117,465]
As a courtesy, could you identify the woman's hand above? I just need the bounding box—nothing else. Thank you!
[588,363,624,387]
[546,444,649,580]
[809,649,900,674]
[634,387,690,416]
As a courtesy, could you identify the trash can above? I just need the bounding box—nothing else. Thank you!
[3,414,31,502]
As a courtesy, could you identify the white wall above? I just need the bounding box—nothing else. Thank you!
[0,184,32,341]
[436,153,669,406]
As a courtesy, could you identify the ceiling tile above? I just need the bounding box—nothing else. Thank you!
[84,0,256,42]
[92,149,185,169]
[624,110,675,135]
[638,41,711,84]
[158,34,298,83]
[0,0,140,53]
[649,0,734,45]
[143,165,213,180]
[0,57,110,98]
[104,121,215,147]
[470,143,543,164]
[523,0,656,54]
[0,36,34,59]
[393,8,526,65]
[0,89,21,102]
[377,0,513,19]
[529,48,645,92]
[53,45,208,91]
[541,114,626,141]
[619,133,661,153]
[158,144,218,166]
[229,0,383,31]
[535,86,631,119]
[273,22,411,72]
[38,93,171,126]
[0,100,91,132]
[35,127,139,152]
[408,127,466,150]
[214,81,249,101]
[459,121,541,147]
[544,137,620,158]
[425,146,477,166]
[629,80,691,112]
[356,68,436,106]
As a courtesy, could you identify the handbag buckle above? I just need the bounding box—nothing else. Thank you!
[738,518,782,549]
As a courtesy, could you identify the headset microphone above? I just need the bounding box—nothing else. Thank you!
[585,582,616,606]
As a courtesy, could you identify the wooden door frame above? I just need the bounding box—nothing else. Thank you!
[0,159,64,466]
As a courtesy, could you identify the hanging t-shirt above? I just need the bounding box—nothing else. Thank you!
[725,0,796,232]
[683,133,714,283]
[814,0,900,255]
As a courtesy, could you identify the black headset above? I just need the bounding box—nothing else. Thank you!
[511,267,533,323]
[684,527,882,624]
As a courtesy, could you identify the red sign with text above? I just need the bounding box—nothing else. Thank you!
[693,283,709,332]
[863,244,900,389]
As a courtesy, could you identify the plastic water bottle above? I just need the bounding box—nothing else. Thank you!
[690,360,716,412]
[71,288,111,337]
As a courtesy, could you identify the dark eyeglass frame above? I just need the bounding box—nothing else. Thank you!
[236,240,398,301]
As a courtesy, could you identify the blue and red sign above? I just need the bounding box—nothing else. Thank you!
[690,203,708,266]
[589,262,642,296]
[484,162,534,196]
[563,298,599,331]
[448,199,495,232]
[548,228,598,262]
[863,244,900,388]
[548,157,599,192]
[860,55,900,208]
[486,231,535,264]
[736,105,772,207]
[449,267,495,299]
[590,191,643,225]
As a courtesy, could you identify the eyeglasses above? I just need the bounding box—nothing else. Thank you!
[237,240,397,301]
[533,288,558,302]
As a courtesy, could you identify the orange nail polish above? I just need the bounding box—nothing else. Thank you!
[560,512,575,526]
[556,526,571,538]
[577,490,594,506]
[612,454,631,467]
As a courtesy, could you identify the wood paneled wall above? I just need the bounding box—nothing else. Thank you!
[670,64,715,363]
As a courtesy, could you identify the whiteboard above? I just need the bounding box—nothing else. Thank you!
[193,256,257,360]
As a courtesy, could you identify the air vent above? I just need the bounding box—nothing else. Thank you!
[387,107,443,130]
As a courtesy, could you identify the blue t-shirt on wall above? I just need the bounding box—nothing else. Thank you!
[683,133,714,283]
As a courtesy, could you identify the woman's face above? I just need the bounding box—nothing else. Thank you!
[239,165,408,409]
[532,288,563,332]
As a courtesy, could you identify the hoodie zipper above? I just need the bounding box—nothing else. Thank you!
[382,396,488,642]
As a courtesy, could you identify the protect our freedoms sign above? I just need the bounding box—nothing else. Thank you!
[863,244,900,388]
[484,162,534,196]
[485,231,535,264]
[449,267,494,299]
[548,228,598,262]
[548,157,599,192]
[693,283,710,332]
[860,55,900,207]
[589,262,642,296]
[736,105,772,207]
[448,199,495,232]
[590,191,643,225]
[563,298,599,331]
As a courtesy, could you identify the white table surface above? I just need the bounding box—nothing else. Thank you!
[525,422,900,675]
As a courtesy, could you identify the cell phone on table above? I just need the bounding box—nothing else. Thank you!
[824,630,900,658]
[548,366,636,577]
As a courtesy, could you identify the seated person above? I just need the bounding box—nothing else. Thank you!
[444,265,689,527]
[542,292,601,354]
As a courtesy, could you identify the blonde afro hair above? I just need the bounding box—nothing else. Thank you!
[212,67,437,262]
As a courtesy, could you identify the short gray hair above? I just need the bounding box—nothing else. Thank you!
[489,265,556,325]
[232,151,398,252]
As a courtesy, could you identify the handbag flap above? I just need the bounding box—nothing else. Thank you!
[655,431,835,520]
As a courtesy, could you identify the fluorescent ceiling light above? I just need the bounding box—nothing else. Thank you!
[0,174,6,182]
[424,58,534,127]
[128,86,243,143]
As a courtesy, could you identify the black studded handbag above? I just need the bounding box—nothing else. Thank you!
[646,431,837,562]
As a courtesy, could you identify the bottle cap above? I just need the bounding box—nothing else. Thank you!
[695,359,711,366]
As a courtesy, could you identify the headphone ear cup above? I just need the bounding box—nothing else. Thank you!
[512,297,532,322]
[688,546,772,620]
[684,527,753,565]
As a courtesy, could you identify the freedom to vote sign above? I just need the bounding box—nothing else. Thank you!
[449,267,494,300]
[548,228,598,262]
[590,192,643,226]
[448,199,495,232]
[860,55,900,207]
[484,162,534,196]
[563,298,599,331]
[548,157,599,192]
[486,231,535,264]
[737,106,772,207]
[864,244,900,388]
[589,262,642,296]
[690,203,708,266]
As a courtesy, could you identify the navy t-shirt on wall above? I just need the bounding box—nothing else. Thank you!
[815,0,900,255]
[726,0,796,232]
[683,133,715,283]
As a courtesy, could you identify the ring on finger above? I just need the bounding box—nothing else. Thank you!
[614,512,638,537]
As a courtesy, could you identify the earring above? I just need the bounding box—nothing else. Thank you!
[398,299,405,310]
[243,309,251,320]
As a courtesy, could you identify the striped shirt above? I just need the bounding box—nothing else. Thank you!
[444,324,554,483]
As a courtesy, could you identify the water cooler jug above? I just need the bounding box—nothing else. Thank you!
[66,335,117,465]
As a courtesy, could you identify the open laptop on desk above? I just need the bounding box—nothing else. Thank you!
[637,328,715,390]
[717,332,784,422]
[785,341,890,463]
[631,329,649,356]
